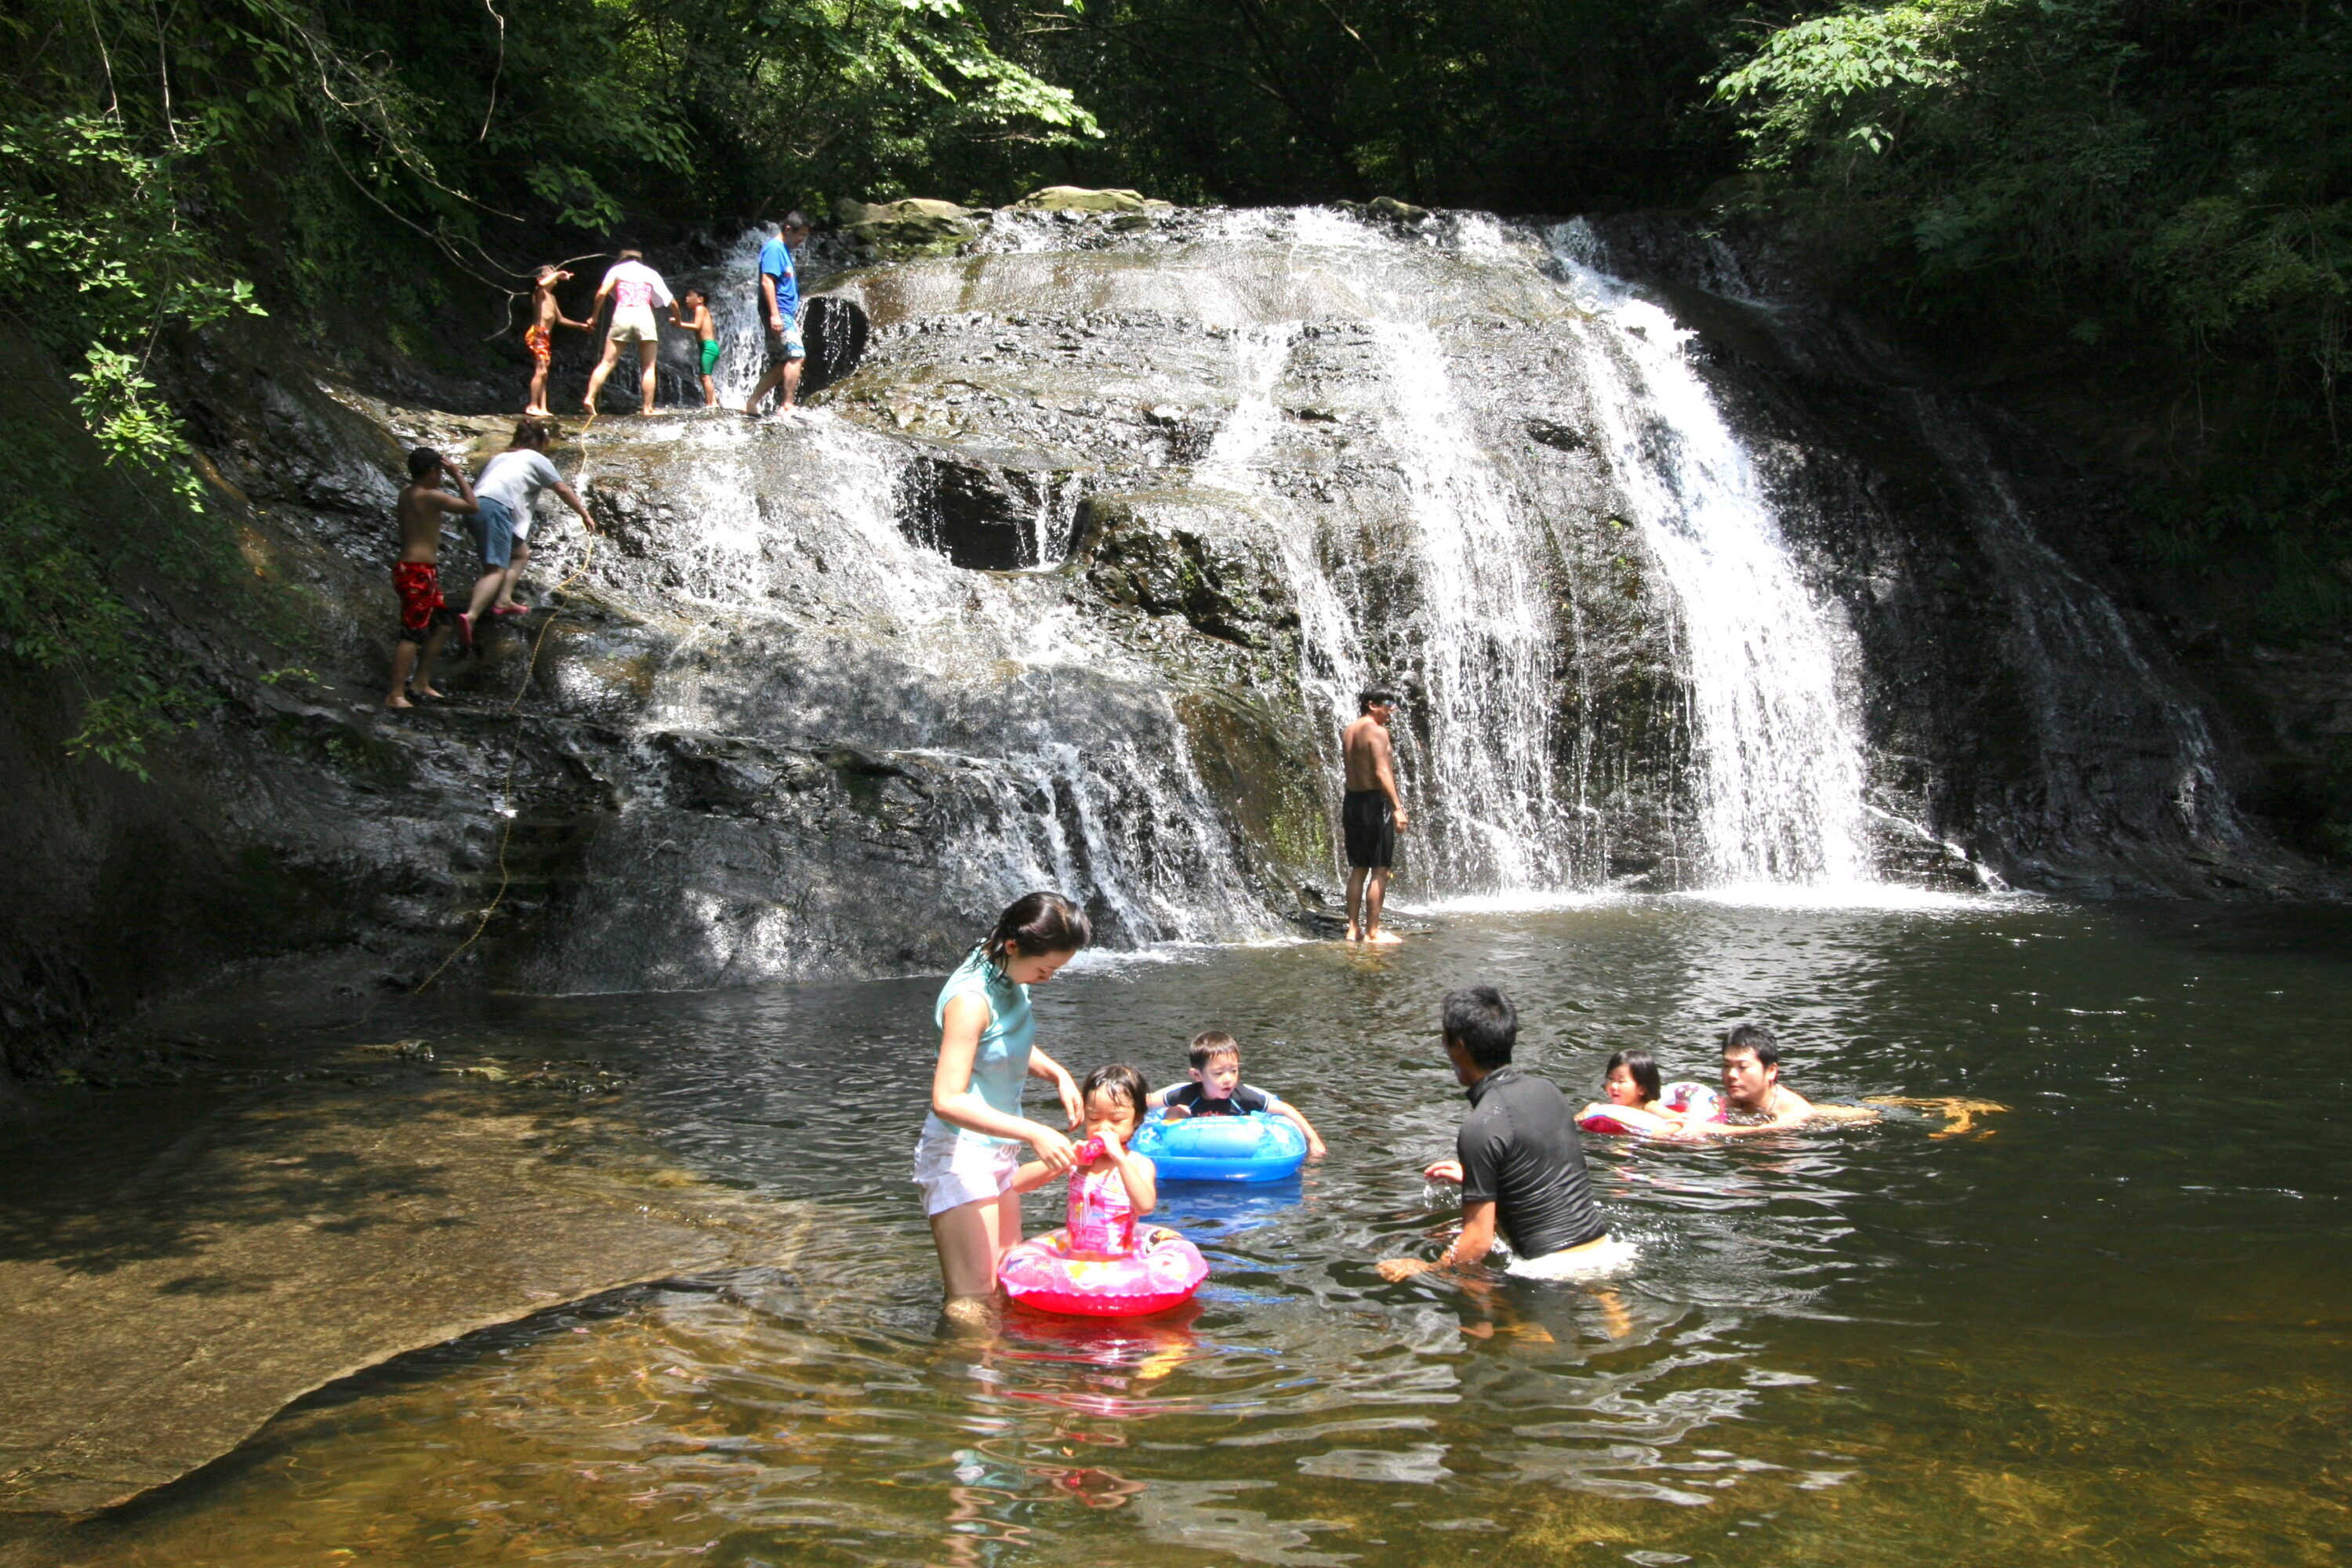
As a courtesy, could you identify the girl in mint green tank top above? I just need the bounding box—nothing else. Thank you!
[919,893,1093,1316]
[923,947,1037,1147]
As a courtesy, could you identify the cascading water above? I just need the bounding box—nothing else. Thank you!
[601,408,1270,955]
[1365,319,1563,887]
[1185,221,1570,892]
[1195,321,1375,771]
[1545,220,1877,888]
[569,196,2292,989]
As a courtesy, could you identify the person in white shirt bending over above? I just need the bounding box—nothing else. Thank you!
[463,418,597,629]
[582,250,673,416]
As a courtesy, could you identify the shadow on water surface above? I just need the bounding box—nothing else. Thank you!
[5,898,2350,1565]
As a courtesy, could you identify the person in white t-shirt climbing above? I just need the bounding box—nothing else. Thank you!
[582,250,674,416]
[460,418,598,633]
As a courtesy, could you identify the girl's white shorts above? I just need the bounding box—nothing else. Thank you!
[911,1127,1022,1217]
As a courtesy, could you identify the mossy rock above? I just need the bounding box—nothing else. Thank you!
[1014,186,1172,215]
[837,197,981,258]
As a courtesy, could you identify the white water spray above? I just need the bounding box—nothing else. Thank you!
[1548,221,1876,887]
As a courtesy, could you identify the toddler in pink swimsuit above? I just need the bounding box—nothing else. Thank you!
[1011,1063,1158,1258]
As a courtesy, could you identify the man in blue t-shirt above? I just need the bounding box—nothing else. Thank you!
[746,212,811,417]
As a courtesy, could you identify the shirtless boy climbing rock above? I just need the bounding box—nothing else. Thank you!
[387,448,478,711]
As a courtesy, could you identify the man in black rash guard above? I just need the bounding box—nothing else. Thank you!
[1378,986,1628,1282]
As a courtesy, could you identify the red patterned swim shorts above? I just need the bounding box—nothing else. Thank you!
[394,561,446,641]
[525,323,552,365]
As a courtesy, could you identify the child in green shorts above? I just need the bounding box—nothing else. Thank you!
[671,287,720,407]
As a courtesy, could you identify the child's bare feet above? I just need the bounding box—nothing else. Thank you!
[412,684,445,700]
[384,691,414,710]
[1367,928,1405,946]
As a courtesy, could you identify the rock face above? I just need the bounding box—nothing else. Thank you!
[1015,186,1170,215]
[0,205,2332,1060]
[836,198,982,260]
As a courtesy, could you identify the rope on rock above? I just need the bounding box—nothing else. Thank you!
[413,413,602,994]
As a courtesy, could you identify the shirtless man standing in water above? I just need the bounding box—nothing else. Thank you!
[1341,688,1410,944]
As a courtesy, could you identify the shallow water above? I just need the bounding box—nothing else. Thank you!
[20,899,2352,1565]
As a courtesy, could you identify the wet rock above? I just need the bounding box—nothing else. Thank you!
[0,1061,808,1515]
[3,209,2338,1063]
[1014,186,1169,215]
[837,197,981,259]
[1340,196,1433,227]
[896,448,1075,570]
[1078,491,1295,648]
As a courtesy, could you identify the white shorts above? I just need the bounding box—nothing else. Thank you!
[911,1127,1022,1217]
[609,305,660,344]
[1505,1236,1638,1281]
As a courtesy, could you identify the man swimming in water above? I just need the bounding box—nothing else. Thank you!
[1702,1023,1877,1134]
[1341,688,1409,944]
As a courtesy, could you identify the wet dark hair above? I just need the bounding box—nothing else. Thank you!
[1080,1062,1148,1120]
[681,285,706,302]
[406,447,441,481]
[617,248,644,263]
[981,891,1091,971]
[781,209,811,232]
[1443,985,1517,1069]
[1359,688,1396,713]
[1189,1030,1240,1069]
[1721,1022,1780,1069]
[1604,1048,1662,1103]
[509,417,554,450]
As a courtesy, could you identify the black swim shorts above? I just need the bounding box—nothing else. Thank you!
[1342,789,1395,869]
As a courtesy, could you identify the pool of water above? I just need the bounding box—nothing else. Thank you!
[20,898,2352,1565]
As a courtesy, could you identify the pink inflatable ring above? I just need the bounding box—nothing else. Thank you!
[999,1225,1209,1317]
[1577,1079,1722,1136]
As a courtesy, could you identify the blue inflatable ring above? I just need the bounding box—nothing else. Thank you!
[1131,1110,1308,1183]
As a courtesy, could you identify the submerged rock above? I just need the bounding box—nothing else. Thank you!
[0,1054,805,1515]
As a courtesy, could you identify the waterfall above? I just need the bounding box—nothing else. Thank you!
[1364,320,1563,888]
[1906,397,2250,858]
[1546,221,1877,887]
[1191,266,1566,889]
[1196,321,1375,766]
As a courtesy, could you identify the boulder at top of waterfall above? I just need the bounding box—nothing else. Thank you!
[1341,196,1432,227]
[837,197,981,258]
[1015,186,1174,216]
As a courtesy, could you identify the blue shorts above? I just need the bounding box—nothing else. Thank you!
[470,495,514,569]
[767,324,805,365]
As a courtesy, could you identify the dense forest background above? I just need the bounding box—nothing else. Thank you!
[3,0,2350,841]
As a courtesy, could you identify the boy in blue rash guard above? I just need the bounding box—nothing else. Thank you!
[1148,1031,1328,1158]
[745,212,810,417]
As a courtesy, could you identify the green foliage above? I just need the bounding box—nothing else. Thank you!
[1,0,1100,774]
[1716,1,2352,640]
[985,1,1743,211]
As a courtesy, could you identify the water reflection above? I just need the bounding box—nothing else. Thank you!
[15,900,2352,1566]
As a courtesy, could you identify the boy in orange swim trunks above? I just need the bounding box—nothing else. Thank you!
[387,448,479,710]
[524,267,590,416]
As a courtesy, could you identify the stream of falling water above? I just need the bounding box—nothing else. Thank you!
[1546,220,1877,888]
[1365,319,1563,887]
[681,208,1885,911]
